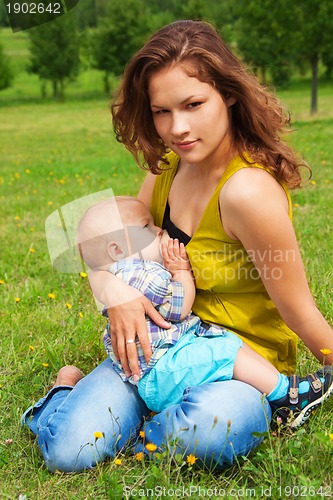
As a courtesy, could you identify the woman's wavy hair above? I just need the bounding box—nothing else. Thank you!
[111,20,307,188]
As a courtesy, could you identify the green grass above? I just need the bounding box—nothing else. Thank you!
[1,27,333,500]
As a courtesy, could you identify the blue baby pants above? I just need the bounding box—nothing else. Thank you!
[138,330,243,412]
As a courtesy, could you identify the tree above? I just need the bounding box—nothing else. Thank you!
[292,0,333,114]
[235,0,298,86]
[76,0,98,30]
[235,0,333,114]
[28,12,80,100]
[90,0,152,92]
[181,0,209,21]
[0,41,13,91]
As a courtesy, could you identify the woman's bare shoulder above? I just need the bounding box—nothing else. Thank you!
[221,167,288,209]
[220,167,289,239]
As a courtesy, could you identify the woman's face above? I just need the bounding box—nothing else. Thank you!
[148,63,235,168]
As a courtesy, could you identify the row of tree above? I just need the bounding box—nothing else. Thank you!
[1,0,333,113]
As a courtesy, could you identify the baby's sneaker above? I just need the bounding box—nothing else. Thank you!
[270,366,333,428]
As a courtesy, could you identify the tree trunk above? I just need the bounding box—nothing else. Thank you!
[41,80,47,99]
[311,53,319,115]
[52,80,58,99]
[103,71,110,93]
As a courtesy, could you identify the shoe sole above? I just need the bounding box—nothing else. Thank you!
[291,378,333,428]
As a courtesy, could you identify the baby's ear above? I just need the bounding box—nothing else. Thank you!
[107,242,125,262]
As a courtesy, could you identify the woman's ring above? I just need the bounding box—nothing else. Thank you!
[126,339,135,344]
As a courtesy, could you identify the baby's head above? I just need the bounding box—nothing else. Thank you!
[77,196,169,269]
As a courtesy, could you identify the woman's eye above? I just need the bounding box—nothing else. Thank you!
[188,102,202,109]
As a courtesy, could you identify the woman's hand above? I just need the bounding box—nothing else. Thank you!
[107,290,171,379]
[88,269,171,378]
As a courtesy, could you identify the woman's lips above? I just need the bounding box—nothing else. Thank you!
[173,140,198,150]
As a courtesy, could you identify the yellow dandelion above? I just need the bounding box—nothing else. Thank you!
[293,203,299,208]
[186,454,198,466]
[30,227,35,232]
[0,280,5,285]
[139,430,145,438]
[320,349,332,356]
[93,431,104,439]
[329,434,333,442]
[49,171,54,176]
[48,293,56,299]
[310,180,316,185]
[80,272,88,278]
[135,452,144,461]
[25,169,31,174]
[29,248,35,254]
[29,345,35,351]
[324,179,331,184]
[114,458,122,465]
[78,312,83,318]
[145,443,157,452]
[65,303,72,309]
[48,201,53,206]
[42,363,49,367]
[14,297,20,303]
[15,216,20,221]
[59,179,65,185]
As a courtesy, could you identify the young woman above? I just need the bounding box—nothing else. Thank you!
[23,20,333,473]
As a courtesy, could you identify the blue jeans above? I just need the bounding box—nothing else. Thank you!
[22,357,271,473]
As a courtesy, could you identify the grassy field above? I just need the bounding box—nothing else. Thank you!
[1,28,333,499]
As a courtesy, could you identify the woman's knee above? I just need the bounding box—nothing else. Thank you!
[37,419,115,472]
[144,380,271,468]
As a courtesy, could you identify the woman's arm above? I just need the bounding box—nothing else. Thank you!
[221,168,333,364]
[137,172,157,208]
[87,172,163,378]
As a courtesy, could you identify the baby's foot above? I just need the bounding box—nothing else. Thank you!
[54,365,84,387]
[270,366,333,427]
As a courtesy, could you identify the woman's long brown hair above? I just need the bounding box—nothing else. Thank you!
[112,20,307,188]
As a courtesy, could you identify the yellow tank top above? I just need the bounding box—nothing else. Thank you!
[151,152,298,374]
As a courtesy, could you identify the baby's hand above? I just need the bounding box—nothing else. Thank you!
[161,238,192,275]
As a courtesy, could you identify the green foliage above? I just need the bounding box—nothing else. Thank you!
[0,1,10,28]
[89,0,152,92]
[181,0,209,21]
[28,12,80,99]
[235,0,298,87]
[291,0,333,113]
[75,0,98,30]
[0,40,13,90]
[235,0,333,111]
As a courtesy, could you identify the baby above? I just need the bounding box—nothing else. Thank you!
[77,196,333,427]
